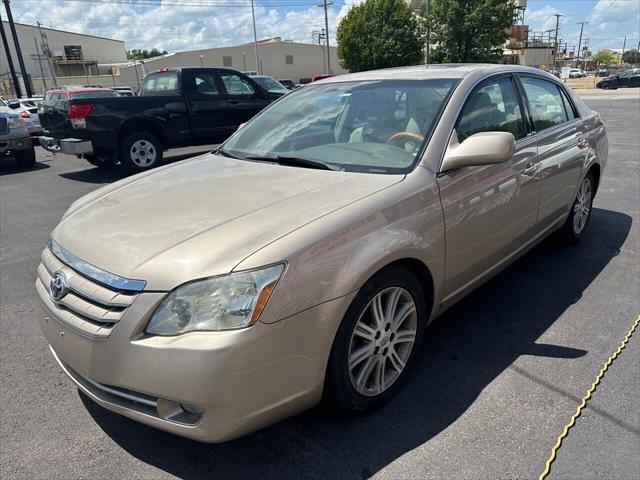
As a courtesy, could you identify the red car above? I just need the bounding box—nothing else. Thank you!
[311,73,337,82]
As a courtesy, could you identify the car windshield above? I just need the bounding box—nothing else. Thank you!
[254,77,285,90]
[222,79,458,174]
[70,91,118,99]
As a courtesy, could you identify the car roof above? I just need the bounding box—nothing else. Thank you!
[316,64,553,83]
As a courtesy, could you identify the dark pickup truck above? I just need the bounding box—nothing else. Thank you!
[38,68,285,171]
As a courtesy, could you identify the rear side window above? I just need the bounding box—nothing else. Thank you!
[520,77,569,131]
[191,72,220,95]
[141,72,179,95]
[456,76,526,142]
[559,88,579,120]
[70,91,118,100]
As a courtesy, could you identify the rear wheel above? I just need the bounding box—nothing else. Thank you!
[15,147,36,168]
[558,172,594,243]
[119,131,162,172]
[324,266,426,413]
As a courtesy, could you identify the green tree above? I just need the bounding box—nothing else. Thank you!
[336,0,426,72]
[126,48,168,60]
[425,0,516,63]
[622,49,640,65]
[591,49,615,66]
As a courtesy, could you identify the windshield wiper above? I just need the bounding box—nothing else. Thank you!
[214,147,241,159]
[245,155,339,171]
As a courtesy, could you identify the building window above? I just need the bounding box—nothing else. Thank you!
[285,55,293,65]
[223,56,233,67]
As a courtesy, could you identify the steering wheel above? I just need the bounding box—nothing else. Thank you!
[386,131,425,145]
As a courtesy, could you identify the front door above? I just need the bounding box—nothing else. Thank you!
[218,70,271,130]
[438,74,541,304]
[183,69,230,141]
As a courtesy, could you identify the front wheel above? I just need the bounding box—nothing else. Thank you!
[324,266,426,413]
[601,82,611,90]
[15,147,36,168]
[558,172,594,243]
[119,131,162,172]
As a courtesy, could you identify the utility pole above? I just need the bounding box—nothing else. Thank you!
[424,0,431,65]
[576,21,587,64]
[33,37,47,92]
[553,13,563,70]
[318,0,332,73]
[0,9,21,97]
[36,21,57,87]
[3,0,33,97]
[621,35,627,65]
[250,0,260,74]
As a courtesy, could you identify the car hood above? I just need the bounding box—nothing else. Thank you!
[52,154,403,290]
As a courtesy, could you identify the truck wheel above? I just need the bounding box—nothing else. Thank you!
[83,154,115,168]
[15,147,36,168]
[120,132,162,172]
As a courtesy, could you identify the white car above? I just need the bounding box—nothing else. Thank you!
[112,86,136,97]
[0,97,43,136]
[569,68,586,78]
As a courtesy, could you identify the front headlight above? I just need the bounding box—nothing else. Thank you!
[7,115,24,128]
[145,264,285,335]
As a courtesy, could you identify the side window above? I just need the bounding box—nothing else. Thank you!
[520,77,568,131]
[455,76,526,142]
[559,87,579,120]
[192,72,219,95]
[220,73,255,96]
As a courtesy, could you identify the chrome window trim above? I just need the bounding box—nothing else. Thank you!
[47,238,146,292]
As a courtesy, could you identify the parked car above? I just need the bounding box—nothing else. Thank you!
[38,68,285,171]
[569,68,586,78]
[596,68,640,89]
[248,75,289,95]
[544,68,560,78]
[311,73,337,82]
[278,79,295,90]
[0,111,36,167]
[112,86,136,97]
[35,64,606,443]
[595,68,609,77]
[0,97,43,136]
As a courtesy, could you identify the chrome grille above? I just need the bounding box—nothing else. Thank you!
[36,246,140,338]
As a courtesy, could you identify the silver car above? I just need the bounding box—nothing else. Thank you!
[0,97,43,136]
[35,64,606,442]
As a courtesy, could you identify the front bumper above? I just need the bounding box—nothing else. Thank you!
[36,275,355,442]
[1,135,32,157]
[39,136,93,155]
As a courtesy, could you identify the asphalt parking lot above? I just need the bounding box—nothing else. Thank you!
[1,92,638,479]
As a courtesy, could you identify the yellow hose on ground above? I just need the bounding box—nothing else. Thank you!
[539,314,640,480]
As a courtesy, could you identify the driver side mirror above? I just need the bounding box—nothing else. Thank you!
[441,131,515,172]
[8,100,20,109]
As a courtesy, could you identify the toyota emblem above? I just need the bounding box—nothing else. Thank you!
[49,271,69,302]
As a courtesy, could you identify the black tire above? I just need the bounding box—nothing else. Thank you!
[324,266,427,413]
[601,82,611,90]
[119,131,163,172]
[83,154,115,168]
[558,171,595,244]
[15,147,36,168]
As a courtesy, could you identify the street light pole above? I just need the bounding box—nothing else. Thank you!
[3,0,33,97]
[0,9,21,97]
[553,13,563,70]
[250,0,260,74]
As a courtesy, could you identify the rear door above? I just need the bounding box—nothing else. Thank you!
[517,75,587,231]
[219,70,271,129]
[438,74,540,302]
[182,69,230,140]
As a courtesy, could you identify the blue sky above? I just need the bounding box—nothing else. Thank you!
[7,0,639,57]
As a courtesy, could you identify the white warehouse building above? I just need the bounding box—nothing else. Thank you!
[120,37,347,89]
[1,20,126,93]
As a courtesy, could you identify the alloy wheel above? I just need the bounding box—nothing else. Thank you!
[130,140,157,167]
[573,177,592,235]
[348,287,418,397]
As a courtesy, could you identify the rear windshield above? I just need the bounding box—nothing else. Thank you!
[140,72,179,95]
[70,91,118,99]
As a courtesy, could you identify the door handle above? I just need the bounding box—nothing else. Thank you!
[228,99,239,105]
[523,161,539,176]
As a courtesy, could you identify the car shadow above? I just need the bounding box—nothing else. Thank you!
[59,149,214,184]
[81,207,631,480]
[0,158,50,175]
